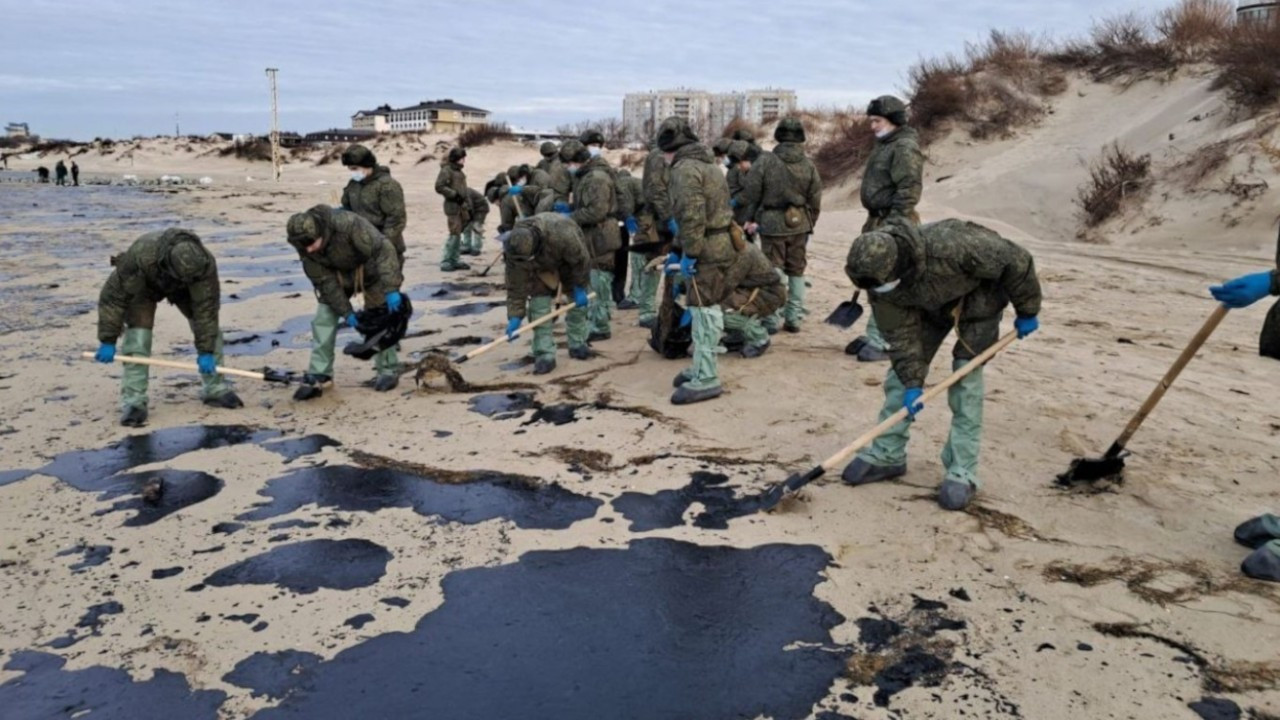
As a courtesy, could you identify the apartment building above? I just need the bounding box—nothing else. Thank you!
[622,89,797,142]
[350,99,490,134]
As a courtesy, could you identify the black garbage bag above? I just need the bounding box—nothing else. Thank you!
[1261,298,1280,361]
[343,296,414,360]
[649,276,691,360]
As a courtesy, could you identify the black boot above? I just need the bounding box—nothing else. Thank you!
[203,391,244,409]
[373,375,399,392]
[120,405,148,427]
[671,384,723,405]
[534,358,557,375]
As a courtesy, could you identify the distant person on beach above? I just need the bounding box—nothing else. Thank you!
[71,160,79,186]
[55,160,67,186]
[37,166,49,183]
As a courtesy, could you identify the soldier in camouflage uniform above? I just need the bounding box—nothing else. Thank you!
[340,145,407,268]
[711,138,733,170]
[740,117,822,333]
[1209,250,1280,582]
[850,95,926,363]
[842,218,1042,511]
[634,141,675,329]
[484,172,509,208]
[94,229,243,427]
[502,213,594,375]
[560,139,620,345]
[462,187,489,256]
[434,146,471,271]
[536,140,573,208]
[617,168,650,316]
[661,117,735,405]
[286,205,405,398]
[721,240,786,359]
[726,140,760,228]
[499,164,553,233]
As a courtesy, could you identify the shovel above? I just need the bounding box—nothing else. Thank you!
[454,292,596,365]
[478,188,525,278]
[825,290,864,329]
[81,352,298,384]
[753,330,1020,511]
[1057,304,1229,486]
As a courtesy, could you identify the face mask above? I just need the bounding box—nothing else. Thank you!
[875,128,893,139]
[723,158,732,167]
[350,171,365,182]
[516,180,526,187]
[872,279,901,294]
[567,164,581,175]
[588,147,601,158]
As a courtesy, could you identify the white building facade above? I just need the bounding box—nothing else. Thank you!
[622,89,797,142]
[1237,0,1278,22]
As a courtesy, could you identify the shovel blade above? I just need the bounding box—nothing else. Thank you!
[824,301,864,329]
[1056,456,1126,486]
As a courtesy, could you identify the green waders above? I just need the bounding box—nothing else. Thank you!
[625,253,646,303]
[785,275,807,327]
[307,304,397,380]
[723,310,769,350]
[683,305,725,391]
[588,269,614,336]
[864,314,888,351]
[463,221,484,255]
[527,295,588,361]
[635,259,660,325]
[120,327,231,410]
[858,359,985,490]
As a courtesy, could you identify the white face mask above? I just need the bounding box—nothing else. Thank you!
[723,158,731,167]
[567,164,581,174]
[872,279,901,294]
[874,129,893,139]
[350,171,365,182]
[588,146,601,157]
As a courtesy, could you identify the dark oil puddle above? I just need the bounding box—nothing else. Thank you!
[1189,697,1242,720]
[44,601,125,649]
[201,539,391,595]
[436,301,504,318]
[0,425,280,488]
[261,434,341,462]
[344,613,375,629]
[91,470,223,527]
[223,650,323,700]
[237,464,600,530]
[381,597,410,608]
[208,316,313,357]
[612,471,775,531]
[57,543,113,572]
[224,277,301,304]
[212,521,246,535]
[407,281,502,300]
[248,539,847,719]
[0,651,225,719]
[152,567,184,579]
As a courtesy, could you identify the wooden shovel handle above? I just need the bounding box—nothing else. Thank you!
[1109,304,1229,455]
[819,331,1020,473]
[458,292,597,363]
[81,352,267,380]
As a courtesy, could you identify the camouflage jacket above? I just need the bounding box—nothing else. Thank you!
[434,161,468,216]
[294,207,403,316]
[615,171,643,219]
[537,156,573,203]
[568,156,622,261]
[855,219,1042,387]
[505,213,592,318]
[861,126,924,220]
[466,188,489,223]
[98,229,221,353]
[740,143,822,236]
[341,166,406,256]
[722,241,786,316]
[642,148,673,226]
[669,142,735,265]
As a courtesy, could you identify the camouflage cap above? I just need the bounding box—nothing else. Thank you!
[166,238,212,283]
[539,141,558,157]
[447,146,467,163]
[730,128,756,142]
[773,117,807,143]
[867,95,908,127]
[846,231,900,289]
[286,212,319,245]
[505,224,541,262]
[341,144,376,168]
[579,129,605,146]
[558,139,590,164]
[711,138,733,156]
[656,117,698,152]
[726,140,750,163]
[507,164,533,183]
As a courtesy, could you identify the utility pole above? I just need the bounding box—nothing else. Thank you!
[174,112,180,137]
[266,67,281,182]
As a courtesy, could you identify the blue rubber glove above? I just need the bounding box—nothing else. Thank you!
[679,255,698,278]
[346,313,359,328]
[1014,315,1038,339]
[729,197,739,209]
[508,184,523,196]
[679,309,692,329]
[386,291,403,313]
[903,387,924,419]
[506,316,522,342]
[197,353,217,375]
[572,286,590,308]
[1211,271,1274,309]
[553,201,571,214]
[667,218,679,237]
[625,216,638,235]
[94,343,116,364]
[664,252,681,276]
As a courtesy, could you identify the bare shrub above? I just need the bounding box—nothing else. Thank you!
[1211,16,1280,113]
[1155,0,1233,60]
[907,55,969,137]
[1172,139,1231,189]
[1088,13,1179,84]
[217,140,272,162]
[721,117,763,141]
[813,113,876,184]
[617,151,646,170]
[457,123,513,149]
[1077,143,1153,227]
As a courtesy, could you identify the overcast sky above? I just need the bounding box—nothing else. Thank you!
[3,0,1176,140]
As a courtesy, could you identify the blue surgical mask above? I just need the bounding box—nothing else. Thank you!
[723,158,731,167]
[588,147,601,158]
[350,171,365,183]
[872,279,901,294]
[567,164,582,175]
